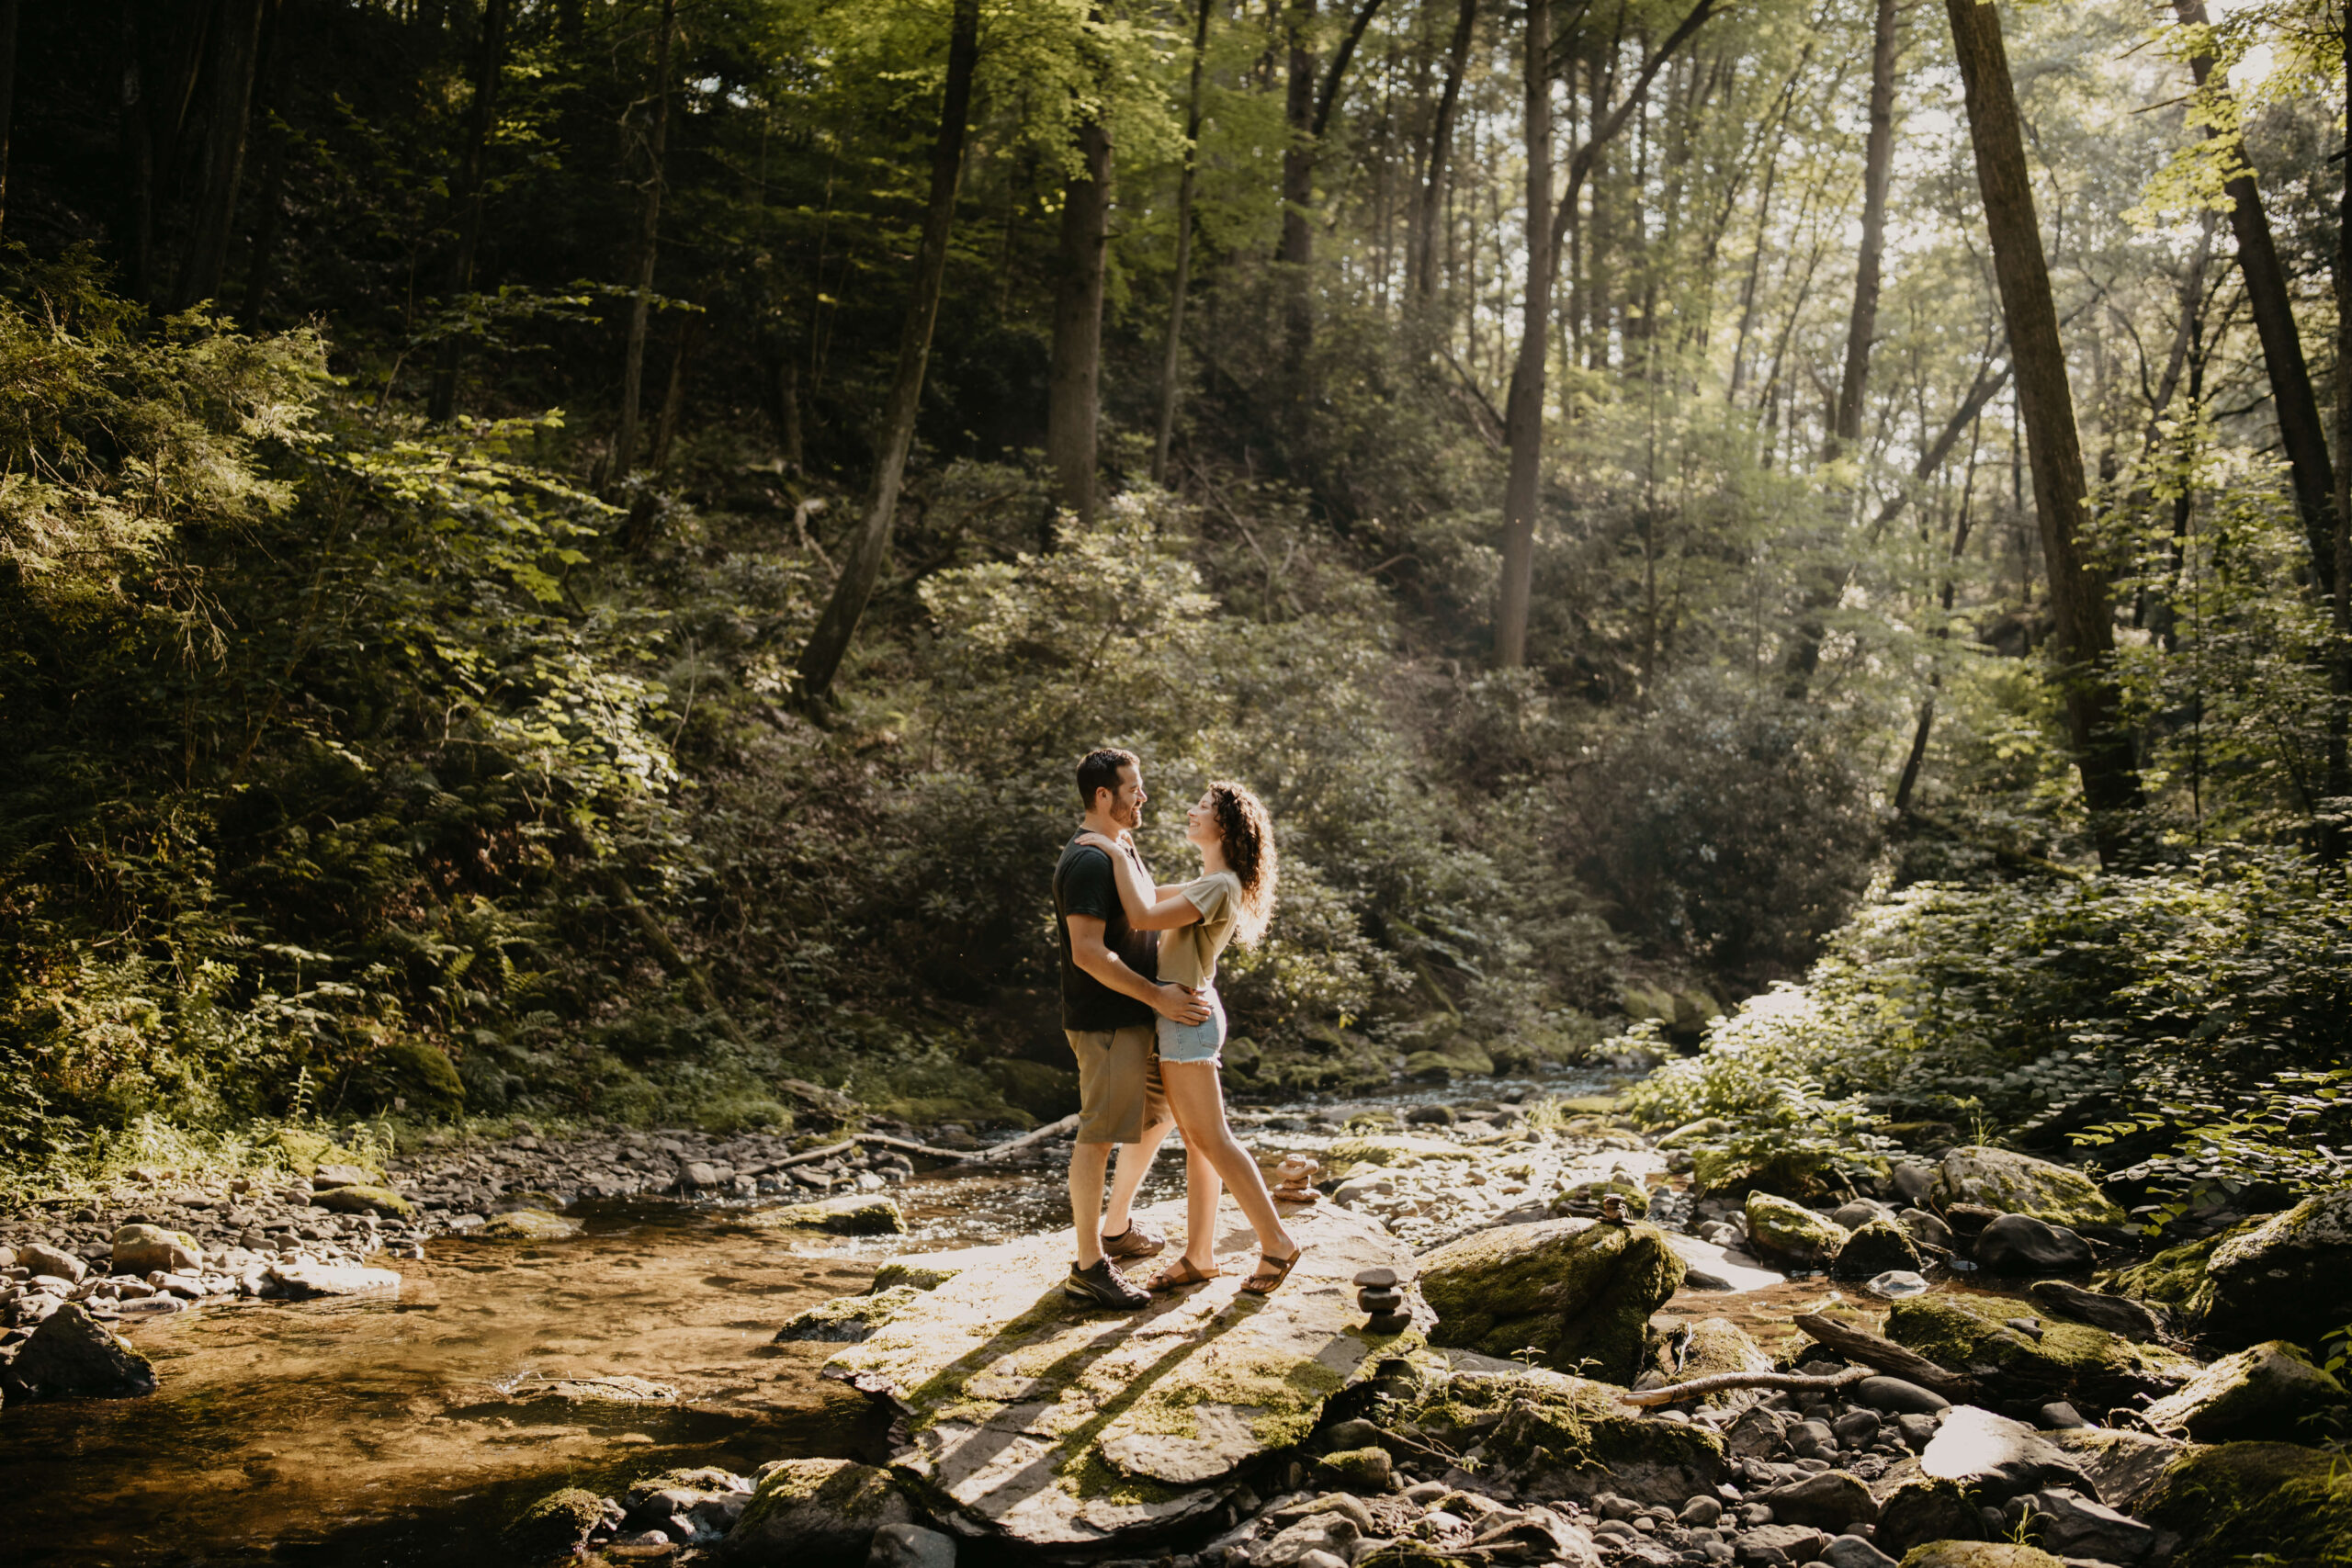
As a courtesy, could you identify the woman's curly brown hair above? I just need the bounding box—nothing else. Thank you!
[1206,781,1278,944]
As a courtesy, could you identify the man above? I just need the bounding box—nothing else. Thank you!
[1055,747,1211,1309]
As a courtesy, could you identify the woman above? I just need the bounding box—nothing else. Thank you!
[1078,781,1303,1295]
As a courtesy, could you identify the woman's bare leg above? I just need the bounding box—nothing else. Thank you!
[1183,1143,1222,1270]
[1160,1060,1296,1262]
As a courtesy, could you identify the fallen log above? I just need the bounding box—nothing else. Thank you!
[772,1116,1077,1171]
[1620,1365,1870,1408]
[1791,1310,1981,1401]
[950,1113,1079,1163]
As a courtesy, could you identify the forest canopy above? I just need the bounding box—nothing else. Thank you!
[0,0,2345,1213]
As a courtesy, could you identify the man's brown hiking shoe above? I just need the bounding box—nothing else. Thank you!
[1101,1222,1166,1260]
[1064,1258,1151,1311]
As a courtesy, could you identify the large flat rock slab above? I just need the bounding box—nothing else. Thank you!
[824,1199,1419,1547]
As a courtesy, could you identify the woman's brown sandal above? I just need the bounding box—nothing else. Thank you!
[1147,1258,1222,1292]
[1241,1245,1306,1296]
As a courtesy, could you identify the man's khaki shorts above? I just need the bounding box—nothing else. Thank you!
[1065,1023,1169,1145]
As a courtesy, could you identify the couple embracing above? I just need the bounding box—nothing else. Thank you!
[1051,748,1303,1310]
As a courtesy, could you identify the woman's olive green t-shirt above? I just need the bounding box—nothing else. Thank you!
[1159,871,1243,988]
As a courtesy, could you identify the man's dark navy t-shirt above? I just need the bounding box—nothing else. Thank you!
[1054,834,1159,1032]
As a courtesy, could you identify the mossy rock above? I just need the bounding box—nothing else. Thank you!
[501,1486,606,1563]
[1883,1293,2199,1409]
[869,1258,964,1293]
[1876,1475,1993,1556]
[1928,1146,2126,1229]
[774,1286,923,1345]
[2098,1224,2244,1326]
[2142,1340,2349,1443]
[474,1208,579,1241]
[350,1039,466,1119]
[267,1129,384,1181]
[1745,1192,1848,1262]
[2202,1187,2352,1352]
[1692,1146,1842,1201]
[312,1184,417,1220]
[756,1195,907,1235]
[1316,1445,1394,1491]
[1897,1546,2065,1568]
[1648,1316,1772,1406]
[2136,1441,2352,1568]
[987,1059,1081,1121]
[1323,1134,1476,1181]
[1831,1217,1922,1280]
[1401,1046,1496,1080]
[729,1458,911,1561]
[1407,1367,1726,1505]
[1419,1220,1684,1382]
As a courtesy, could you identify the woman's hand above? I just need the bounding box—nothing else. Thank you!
[1154,982,1212,1024]
[1075,831,1122,853]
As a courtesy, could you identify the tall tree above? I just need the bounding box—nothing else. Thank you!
[2170,0,2336,604]
[794,0,981,709]
[2331,13,2352,863]
[1945,0,2141,857]
[612,0,677,485]
[1497,0,1723,667]
[1280,0,1385,371]
[1152,0,1213,485]
[1046,10,1114,528]
[428,0,511,423]
[176,0,272,311]
[1408,0,1477,305]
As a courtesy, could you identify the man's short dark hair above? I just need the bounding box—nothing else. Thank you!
[1077,748,1140,809]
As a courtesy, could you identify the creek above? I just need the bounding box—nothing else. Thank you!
[3,1072,1624,1566]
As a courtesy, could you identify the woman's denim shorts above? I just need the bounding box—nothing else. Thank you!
[1156,984,1227,1064]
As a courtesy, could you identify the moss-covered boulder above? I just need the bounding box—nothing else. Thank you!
[1316,1446,1395,1492]
[268,1128,385,1181]
[987,1059,1080,1121]
[725,1459,910,1562]
[1419,1220,1684,1382]
[1928,1147,2125,1229]
[2201,1186,2352,1352]
[1875,1475,1993,1556]
[756,1195,907,1235]
[1883,1293,2199,1409]
[2136,1441,2352,1568]
[1323,1134,1477,1181]
[2098,1224,2247,1328]
[1897,1546,2065,1568]
[1408,1367,1727,1506]
[110,1223,201,1275]
[313,1184,418,1220]
[1744,1193,1848,1262]
[869,1258,966,1292]
[351,1038,467,1119]
[1831,1218,1923,1280]
[2141,1340,2348,1442]
[1552,1179,1651,1220]
[1690,1146,1841,1201]
[773,1286,923,1345]
[1646,1316,1772,1406]
[500,1486,607,1563]
[474,1207,579,1241]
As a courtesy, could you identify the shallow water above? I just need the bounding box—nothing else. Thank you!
[1,1075,1616,1565]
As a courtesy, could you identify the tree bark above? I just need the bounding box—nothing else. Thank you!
[0,0,20,238]
[176,0,272,311]
[2330,17,2352,863]
[1495,0,1552,670]
[238,0,289,327]
[118,5,154,307]
[1046,12,1114,530]
[1152,0,1213,485]
[650,309,696,475]
[1495,0,1722,667]
[2171,0,2336,605]
[1946,0,2141,857]
[794,0,979,709]
[612,0,677,485]
[1409,0,1476,305]
[1831,0,1897,457]
[429,0,511,423]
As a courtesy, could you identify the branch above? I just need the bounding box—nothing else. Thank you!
[1621,1365,1869,1408]
[1545,0,1726,272]
[1313,0,1391,140]
[1791,1311,1982,1401]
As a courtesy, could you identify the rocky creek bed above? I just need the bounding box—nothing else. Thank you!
[3,1085,2348,1568]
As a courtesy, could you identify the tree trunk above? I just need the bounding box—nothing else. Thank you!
[1152,0,1213,486]
[238,0,289,327]
[1046,16,1113,530]
[2329,17,2352,863]
[176,0,271,311]
[118,5,154,307]
[612,0,676,485]
[1495,0,1722,666]
[794,0,979,709]
[1831,0,1897,457]
[1281,0,1317,366]
[1946,0,2141,857]
[1409,0,1476,305]
[2172,0,2336,605]
[1495,0,1552,670]
[650,310,696,475]
[429,0,510,422]
[0,0,19,237]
